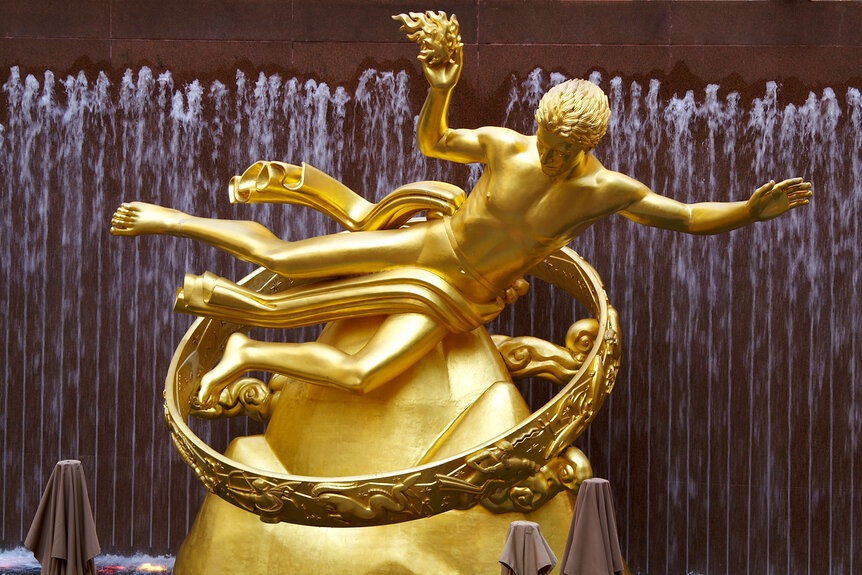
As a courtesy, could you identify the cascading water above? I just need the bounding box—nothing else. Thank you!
[0,65,859,574]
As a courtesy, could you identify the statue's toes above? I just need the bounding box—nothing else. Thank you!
[197,373,226,409]
[194,387,216,409]
[196,381,214,406]
[112,206,135,220]
[110,217,134,231]
[110,225,135,236]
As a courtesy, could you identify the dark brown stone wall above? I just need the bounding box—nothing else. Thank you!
[2,1,861,118]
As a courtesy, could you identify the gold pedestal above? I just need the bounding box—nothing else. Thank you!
[174,316,577,574]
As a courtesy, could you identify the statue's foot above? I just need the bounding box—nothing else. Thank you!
[110,201,185,236]
[197,332,252,407]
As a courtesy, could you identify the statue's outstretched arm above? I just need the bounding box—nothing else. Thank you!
[619,176,813,235]
[395,11,486,165]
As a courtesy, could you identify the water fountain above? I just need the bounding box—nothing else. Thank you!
[1,62,859,573]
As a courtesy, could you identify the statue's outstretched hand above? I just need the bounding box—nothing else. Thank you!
[393,11,463,90]
[747,178,813,221]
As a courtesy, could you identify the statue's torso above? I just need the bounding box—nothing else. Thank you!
[449,134,631,289]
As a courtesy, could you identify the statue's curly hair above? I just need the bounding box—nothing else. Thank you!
[535,79,610,151]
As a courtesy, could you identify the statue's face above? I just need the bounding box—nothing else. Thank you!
[536,125,582,177]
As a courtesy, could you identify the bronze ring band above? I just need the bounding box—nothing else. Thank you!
[163,246,621,527]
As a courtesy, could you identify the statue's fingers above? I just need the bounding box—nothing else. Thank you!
[789,199,810,208]
[787,190,813,200]
[776,177,804,188]
[754,180,775,196]
[784,183,812,194]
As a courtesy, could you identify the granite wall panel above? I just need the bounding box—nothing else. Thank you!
[294,0,479,43]
[0,0,110,39]
[113,0,293,42]
[668,2,855,47]
[108,39,294,81]
[479,1,671,45]
[0,38,112,82]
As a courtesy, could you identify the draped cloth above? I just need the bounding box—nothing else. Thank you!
[174,267,506,334]
[499,520,557,575]
[560,478,624,575]
[25,460,100,575]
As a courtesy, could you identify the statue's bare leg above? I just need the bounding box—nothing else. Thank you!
[111,202,187,236]
[110,201,426,279]
[197,313,448,405]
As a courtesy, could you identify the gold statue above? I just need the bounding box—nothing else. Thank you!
[110,11,811,574]
[110,20,810,404]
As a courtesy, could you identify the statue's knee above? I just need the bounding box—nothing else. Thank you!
[339,362,388,395]
[258,249,286,272]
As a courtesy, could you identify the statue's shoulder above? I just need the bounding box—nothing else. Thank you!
[477,126,532,154]
[594,164,647,193]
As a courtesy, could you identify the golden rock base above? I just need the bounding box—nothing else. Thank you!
[174,317,577,574]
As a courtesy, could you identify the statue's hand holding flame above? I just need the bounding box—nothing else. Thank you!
[394,11,463,90]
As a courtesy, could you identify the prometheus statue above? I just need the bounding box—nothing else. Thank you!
[110,10,811,575]
[110,13,811,405]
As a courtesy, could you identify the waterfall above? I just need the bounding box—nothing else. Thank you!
[1,65,859,572]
